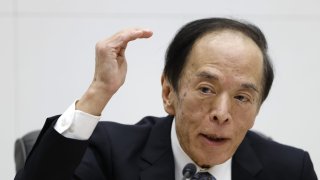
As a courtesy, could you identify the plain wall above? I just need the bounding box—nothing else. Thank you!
[1,0,319,179]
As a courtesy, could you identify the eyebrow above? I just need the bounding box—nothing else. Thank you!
[241,83,259,93]
[196,71,219,81]
[196,71,260,93]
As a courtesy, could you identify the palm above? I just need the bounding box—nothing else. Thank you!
[93,29,153,94]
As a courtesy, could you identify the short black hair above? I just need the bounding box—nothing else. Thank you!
[163,17,274,103]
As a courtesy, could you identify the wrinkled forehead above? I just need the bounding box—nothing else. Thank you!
[181,30,264,89]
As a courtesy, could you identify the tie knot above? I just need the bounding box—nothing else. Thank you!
[191,171,216,180]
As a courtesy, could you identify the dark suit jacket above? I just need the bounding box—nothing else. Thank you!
[15,115,317,180]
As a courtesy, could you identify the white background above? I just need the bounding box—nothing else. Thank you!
[1,0,320,179]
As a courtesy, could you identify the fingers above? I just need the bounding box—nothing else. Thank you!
[95,28,152,60]
[109,28,153,48]
[118,28,153,41]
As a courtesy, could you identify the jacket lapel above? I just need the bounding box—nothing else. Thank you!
[232,132,263,180]
[139,116,175,180]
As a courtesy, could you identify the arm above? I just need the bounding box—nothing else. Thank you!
[15,28,153,180]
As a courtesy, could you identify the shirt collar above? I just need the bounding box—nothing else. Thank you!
[171,118,232,180]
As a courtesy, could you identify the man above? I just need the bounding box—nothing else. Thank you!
[15,18,317,180]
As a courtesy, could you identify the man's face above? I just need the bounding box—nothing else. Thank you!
[163,30,264,167]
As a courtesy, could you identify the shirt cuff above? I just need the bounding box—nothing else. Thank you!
[54,101,100,140]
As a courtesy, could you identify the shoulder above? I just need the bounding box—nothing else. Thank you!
[89,115,173,148]
[96,115,172,135]
[244,131,317,178]
[246,131,306,160]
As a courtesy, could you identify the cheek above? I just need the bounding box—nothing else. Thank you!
[174,90,209,147]
[175,112,194,154]
[232,107,257,135]
[174,91,200,133]
[176,90,211,120]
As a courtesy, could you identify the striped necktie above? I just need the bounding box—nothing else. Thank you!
[191,171,216,180]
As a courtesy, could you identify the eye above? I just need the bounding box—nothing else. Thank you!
[199,87,213,94]
[234,95,250,103]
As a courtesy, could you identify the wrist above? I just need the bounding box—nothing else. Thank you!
[76,82,114,116]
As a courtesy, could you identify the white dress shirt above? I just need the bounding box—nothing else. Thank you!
[54,102,100,140]
[54,102,232,179]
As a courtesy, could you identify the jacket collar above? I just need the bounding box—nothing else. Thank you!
[139,116,175,180]
[232,131,264,180]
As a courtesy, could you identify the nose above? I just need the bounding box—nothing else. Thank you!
[210,94,231,124]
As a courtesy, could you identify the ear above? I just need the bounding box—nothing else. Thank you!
[161,74,176,115]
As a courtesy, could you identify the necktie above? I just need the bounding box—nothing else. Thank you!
[191,171,216,180]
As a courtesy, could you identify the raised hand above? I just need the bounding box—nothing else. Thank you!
[76,28,153,116]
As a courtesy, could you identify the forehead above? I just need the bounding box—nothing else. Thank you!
[183,30,264,88]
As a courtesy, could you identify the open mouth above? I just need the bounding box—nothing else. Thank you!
[200,133,229,145]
